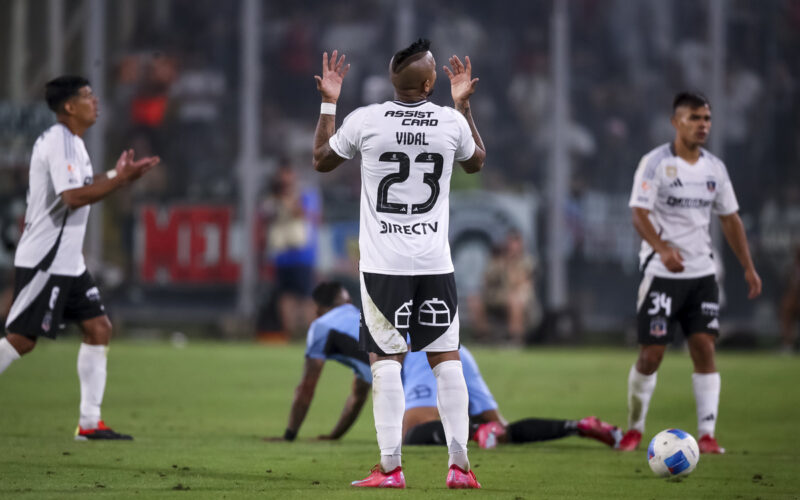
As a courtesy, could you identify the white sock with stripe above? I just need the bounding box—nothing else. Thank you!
[627,364,657,433]
[0,337,21,374]
[693,372,721,437]
[371,360,404,472]
[433,359,470,471]
[78,343,107,429]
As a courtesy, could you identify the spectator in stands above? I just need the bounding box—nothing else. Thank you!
[262,159,321,338]
[470,230,541,345]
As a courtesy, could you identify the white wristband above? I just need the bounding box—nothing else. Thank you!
[106,168,118,180]
[320,102,336,115]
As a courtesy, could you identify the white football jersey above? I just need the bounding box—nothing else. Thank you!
[330,100,476,275]
[14,123,93,276]
[629,143,739,278]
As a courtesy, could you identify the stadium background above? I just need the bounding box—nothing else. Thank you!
[0,0,798,346]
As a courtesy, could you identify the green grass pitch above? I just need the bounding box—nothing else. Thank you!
[0,339,798,499]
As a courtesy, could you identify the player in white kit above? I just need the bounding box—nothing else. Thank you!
[0,76,159,440]
[312,39,486,488]
[619,92,761,454]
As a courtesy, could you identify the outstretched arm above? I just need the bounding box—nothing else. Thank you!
[318,377,371,440]
[282,358,325,441]
[313,50,350,173]
[719,212,762,299]
[61,149,159,209]
[444,55,486,173]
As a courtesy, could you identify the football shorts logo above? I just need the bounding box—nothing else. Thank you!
[48,286,61,310]
[706,318,719,330]
[650,316,667,337]
[395,301,412,329]
[85,286,101,303]
[42,311,52,332]
[701,302,719,316]
[418,298,451,327]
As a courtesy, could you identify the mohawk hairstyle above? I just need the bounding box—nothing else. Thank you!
[672,91,710,112]
[391,38,432,73]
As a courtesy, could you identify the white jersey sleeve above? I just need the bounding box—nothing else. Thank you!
[452,110,476,162]
[629,150,663,210]
[48,127,85,195]
[329,107,368,160]
[712,161,739,215]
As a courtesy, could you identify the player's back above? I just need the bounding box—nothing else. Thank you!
[330,99,476,275]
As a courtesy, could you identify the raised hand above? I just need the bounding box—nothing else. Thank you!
[114,149,160,182]
[314,50,350,103]
[443,55,479,106]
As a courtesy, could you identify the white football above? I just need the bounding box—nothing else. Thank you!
[647,429,700,477]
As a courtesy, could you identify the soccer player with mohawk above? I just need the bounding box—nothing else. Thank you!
[312,39,486,489]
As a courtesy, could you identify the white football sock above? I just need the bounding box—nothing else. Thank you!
[0,337,21,374]
[77,343,108,429]
[371,360,404,472]
[627,364,657,433]
[693,372,721,437]
[433,359,470,471]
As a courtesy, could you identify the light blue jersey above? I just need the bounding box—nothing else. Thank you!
[306,303,371,382]
[402,345,497,416]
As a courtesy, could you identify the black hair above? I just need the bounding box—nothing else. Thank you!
[672,91,710,112]
[311,281,346,308]
[391,38,432,73]
[45,75,90,113]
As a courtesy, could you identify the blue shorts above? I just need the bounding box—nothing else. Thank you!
[402,345,497,417]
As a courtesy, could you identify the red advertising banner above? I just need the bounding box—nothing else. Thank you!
[139,205,241,283]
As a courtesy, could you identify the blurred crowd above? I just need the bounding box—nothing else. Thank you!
[0,0,799,346]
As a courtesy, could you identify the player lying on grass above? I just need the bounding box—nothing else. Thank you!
[277,281,620,450]
[402,346,622,449]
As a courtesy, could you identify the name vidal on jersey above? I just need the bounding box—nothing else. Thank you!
[380,220,438,235]
[396,132,429,145]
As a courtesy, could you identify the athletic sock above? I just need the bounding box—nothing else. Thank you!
[628,364,657,433]
[371,360,404,472]
[432,359,470,471]
[77,343,108,429]
[507,418,575,443]
[0,337,21,374]
[404,420,447,445]
[692,372,721,437]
